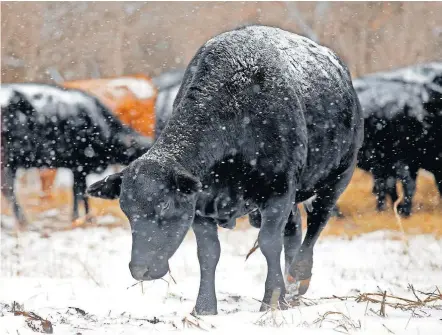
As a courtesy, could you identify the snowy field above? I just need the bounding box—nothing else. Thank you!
[1,224,441,334]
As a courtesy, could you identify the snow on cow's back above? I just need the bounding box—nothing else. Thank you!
[356,80,428,120]
[363,62,442,86]
[1,83,116,137]
[5,83,98,118]
[206,26,346,73]
[200,25,351,101]
[0,86,16,108]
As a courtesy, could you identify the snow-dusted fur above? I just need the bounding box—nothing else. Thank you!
[87,25,364,315]
[1,83,152,225]
[151,69,185,139]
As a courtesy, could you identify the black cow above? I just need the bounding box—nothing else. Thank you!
[1,83,152,227]
[87,25,363,314]
[351,63,442,216]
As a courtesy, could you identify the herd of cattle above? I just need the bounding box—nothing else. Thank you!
[2,60,441,225]
[1,25,442,314]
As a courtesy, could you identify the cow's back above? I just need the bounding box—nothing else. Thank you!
[167,26,363,193]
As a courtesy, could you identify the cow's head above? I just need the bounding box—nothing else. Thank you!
[87,157,201,281]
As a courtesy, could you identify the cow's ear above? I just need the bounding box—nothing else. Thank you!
[173,169,202,195]
[87,172,122,199]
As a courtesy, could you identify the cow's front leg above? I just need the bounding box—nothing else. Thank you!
[385,176,399,206]
[72,171,95,227]
[193,217,220,315]
[258,197,292,311]
[396,165,418,217]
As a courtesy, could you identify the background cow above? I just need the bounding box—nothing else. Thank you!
[1,83,152,227]
[350,63,442,216]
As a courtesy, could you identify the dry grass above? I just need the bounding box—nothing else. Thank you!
[312,310,361,333]
[1,168,441,236]
[10,302,54,334]
[326,169,442,237]
[305,285,442,314]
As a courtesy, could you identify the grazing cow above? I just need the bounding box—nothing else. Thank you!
[349,63,442,216]
[1,83,152,227]
[353,76,442,216]
[87,25,363,314]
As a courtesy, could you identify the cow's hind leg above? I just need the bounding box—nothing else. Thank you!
[258,195,292,311]
[283,207,302,301]
[248,206,303,304]
[289,163,356,296]
[1,167,27,227]
[385,176,399,207]
[373,174,388,211]
[193,217,220,315]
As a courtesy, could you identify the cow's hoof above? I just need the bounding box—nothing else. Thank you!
[72,217,85,228]
[376,201,387,212]
[72,215,96,228]
[13,215,29,231]
[260,287,286,311]
[15,221,28,233]
[192,306,217,316]
[288,252,313,291]
[298,278,311,295]
[397,204,412,217]
[285,274,311,297]
[86,215,97,224]
[193,295,217,316]
[259,300,287,312]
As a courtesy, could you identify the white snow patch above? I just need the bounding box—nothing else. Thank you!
[1,227,441,334]
[0,86,14,107]
[7,83,98,117]
[363,62,442,85]
[106,78,156,100]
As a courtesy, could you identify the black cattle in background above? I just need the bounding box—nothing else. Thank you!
[152,69,185,139]
[347,63,442,216]
[331,62,442,217]
[1,83,152,227]
[356,79,442,216]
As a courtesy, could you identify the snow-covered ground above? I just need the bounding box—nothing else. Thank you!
[1,226,441,334]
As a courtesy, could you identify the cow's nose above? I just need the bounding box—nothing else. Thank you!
[129,262,149,281]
